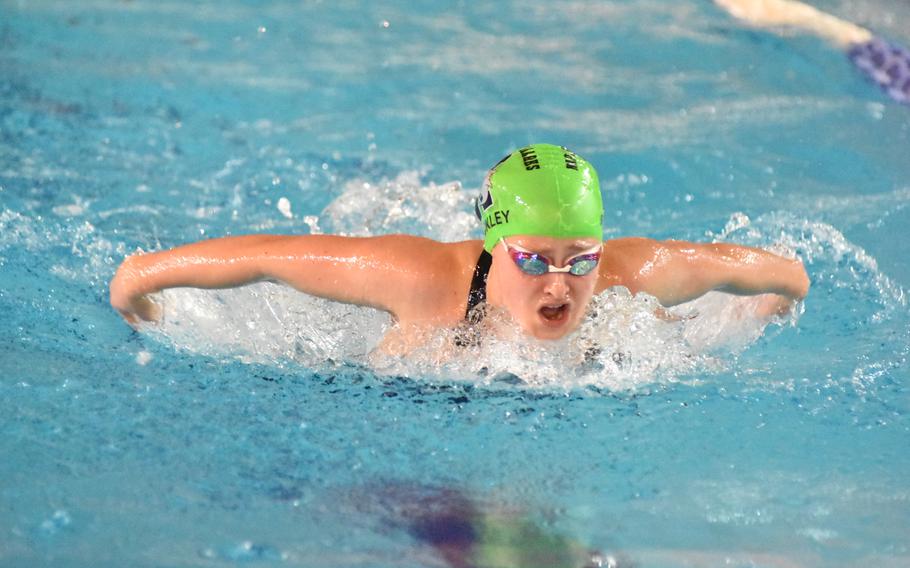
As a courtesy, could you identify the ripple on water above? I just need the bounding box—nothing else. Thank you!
[200,540,285,562]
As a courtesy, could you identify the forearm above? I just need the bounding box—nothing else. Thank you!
[112,235,280,297]
[109,234,443,321]
[627,240,810,307]
[709,244,809,300]
[109,235,295,322]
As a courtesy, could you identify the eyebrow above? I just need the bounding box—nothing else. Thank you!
[517,242,601,256]
[568,242,600,253]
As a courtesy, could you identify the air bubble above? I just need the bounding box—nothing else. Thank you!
[277,197,293,219]
[40,510,71,534]
[136,351,153,365]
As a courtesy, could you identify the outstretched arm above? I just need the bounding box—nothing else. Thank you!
[713,0,872,48]
[600,238,809,308]
[109,234,463,324]
[714,0,910,104]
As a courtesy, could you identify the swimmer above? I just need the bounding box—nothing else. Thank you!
[110,143,809,349]
[714,0,910,104]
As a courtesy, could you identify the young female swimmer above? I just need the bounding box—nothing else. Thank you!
[110,144,809,347]
[714,0,910,104]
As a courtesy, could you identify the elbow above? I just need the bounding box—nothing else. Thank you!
[790,261,810,300]
[110,254,156,321]
[110,254,144,299]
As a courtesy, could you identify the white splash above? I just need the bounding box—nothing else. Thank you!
[145,277,787,391]
[39,173,894,391]
[149,282,391,367]
[277,196,293,219]
[321,170,477,242]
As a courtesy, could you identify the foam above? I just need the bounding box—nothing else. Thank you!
[9,166,901,391]
[150,283,391,367]
[129,181,841,391]
[320,170,477,241]
[709,210,907,320]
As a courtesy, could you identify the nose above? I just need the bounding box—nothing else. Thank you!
[542,273,570,299]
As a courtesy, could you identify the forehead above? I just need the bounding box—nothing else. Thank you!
[508,234,601,254]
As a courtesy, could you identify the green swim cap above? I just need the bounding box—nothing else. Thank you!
[476,144,603,252]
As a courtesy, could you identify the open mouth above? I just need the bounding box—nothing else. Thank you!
[538,303,569,324]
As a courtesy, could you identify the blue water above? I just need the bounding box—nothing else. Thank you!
[2,1,909,566]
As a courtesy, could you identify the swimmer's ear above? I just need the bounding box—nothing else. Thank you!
[475,152,510,220]
[476,170,496,220]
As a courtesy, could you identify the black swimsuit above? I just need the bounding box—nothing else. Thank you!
[464,249,492,319]
[454,249,492,348]
[459,248,605,366]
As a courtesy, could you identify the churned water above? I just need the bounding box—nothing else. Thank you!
[1,1,909,567]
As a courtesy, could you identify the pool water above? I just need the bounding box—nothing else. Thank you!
[2,1,909,566]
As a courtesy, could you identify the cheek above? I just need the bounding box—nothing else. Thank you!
[509,278,540,308]
[572,276,598,300]
[501,269,537,295]
[493,268,536,309]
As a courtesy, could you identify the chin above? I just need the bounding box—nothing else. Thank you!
[525,309,580,340]
[529,327,572,340]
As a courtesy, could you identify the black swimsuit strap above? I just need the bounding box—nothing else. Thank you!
[465,249,492,318]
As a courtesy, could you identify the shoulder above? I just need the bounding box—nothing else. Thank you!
[346,234,484,295]
[600,237,670,271]
[602,237,699,254]
[382,237,485,325]
[601,237,705,267]
[295,234,480,272]
[372,235,481,273]
[423,238,485,299]
[602,236,659,255]
[278,234,483,323]
[597,237,699,293]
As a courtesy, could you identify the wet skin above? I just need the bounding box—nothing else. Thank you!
[485,236,601,341]
[110,233,809,346]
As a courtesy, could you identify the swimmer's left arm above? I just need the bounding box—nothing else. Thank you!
[698,241,809,300]
[610,238,809,308]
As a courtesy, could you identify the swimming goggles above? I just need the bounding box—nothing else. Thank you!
[500,238,601,276]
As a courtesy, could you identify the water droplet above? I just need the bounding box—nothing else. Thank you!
[277,197,293,219]
[136,350,153,366]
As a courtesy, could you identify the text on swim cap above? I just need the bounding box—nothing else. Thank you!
[519,147,540,170]
[485,209,510,229]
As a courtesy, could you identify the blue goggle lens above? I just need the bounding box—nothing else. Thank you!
[510,251,600,276]
[514,254,549,275]
[568,256,599,276]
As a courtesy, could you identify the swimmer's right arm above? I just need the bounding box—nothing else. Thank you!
[109,234,462,324]
[111,236,278,324]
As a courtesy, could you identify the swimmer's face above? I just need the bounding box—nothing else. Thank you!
[489,235,601,340]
